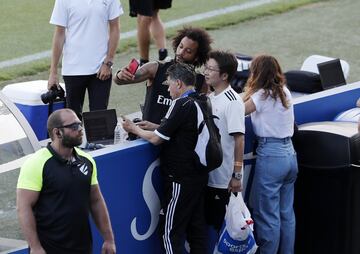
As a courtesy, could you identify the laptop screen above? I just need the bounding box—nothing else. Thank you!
[317,58,346,90]
[82,109,117,143]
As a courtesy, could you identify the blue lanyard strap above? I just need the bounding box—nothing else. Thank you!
[181,89,195,98]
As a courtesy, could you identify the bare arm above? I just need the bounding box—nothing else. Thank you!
[90,185,116,254]
[113,61,158,86]
[122,117,163,145]
[244,98,256,115]
[17,189,46,254]
[48,25,65,90]
[228,133,245,193]
[106,17,120,63]
[136,120,159,131]
[98,17,120,81]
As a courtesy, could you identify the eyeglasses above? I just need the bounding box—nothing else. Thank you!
[57,122,83,131]
[204,65,220,72]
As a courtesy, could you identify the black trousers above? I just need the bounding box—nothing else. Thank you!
[63,74,112,119]
[204,186,230,232]
[159,178,207,254]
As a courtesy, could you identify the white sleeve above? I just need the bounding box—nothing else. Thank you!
[49,0,68,27]
[108,0,124,20]
[225,100,246,134]
[250,89,264,112]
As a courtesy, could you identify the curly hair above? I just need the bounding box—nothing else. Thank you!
[172,26,213,68]
[244,54,289,109]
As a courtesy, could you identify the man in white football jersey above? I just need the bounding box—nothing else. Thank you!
[203,50,246,231]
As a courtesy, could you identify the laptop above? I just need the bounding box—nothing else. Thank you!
[317,58,346,90]
[82,109,117,145]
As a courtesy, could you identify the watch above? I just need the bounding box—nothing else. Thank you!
[103,61,113,68]
[232,172,242,180]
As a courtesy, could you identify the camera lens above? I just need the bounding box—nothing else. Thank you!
[41,90,57,104]
[41,86,65,104]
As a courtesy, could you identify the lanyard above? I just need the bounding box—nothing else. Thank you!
[180,89,195,98]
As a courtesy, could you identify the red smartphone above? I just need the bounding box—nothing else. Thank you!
[127,58,139,75]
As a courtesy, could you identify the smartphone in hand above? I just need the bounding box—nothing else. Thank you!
[127,58,139,75]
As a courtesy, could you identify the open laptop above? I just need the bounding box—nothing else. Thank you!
[82,109,117,145]
[317,58,346,90]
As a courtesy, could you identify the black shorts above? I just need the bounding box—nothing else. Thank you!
[129,0,172,17]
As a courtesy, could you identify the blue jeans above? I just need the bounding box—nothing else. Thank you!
[249,137,298,254]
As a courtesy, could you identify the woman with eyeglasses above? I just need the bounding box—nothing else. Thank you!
[243,54,298,254]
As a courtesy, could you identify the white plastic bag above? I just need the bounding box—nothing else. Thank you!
[213,193,257,254]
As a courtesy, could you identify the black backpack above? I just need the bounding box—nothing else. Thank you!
[189,93,223,172]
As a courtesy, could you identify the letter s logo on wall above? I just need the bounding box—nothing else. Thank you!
[130,159,161,241]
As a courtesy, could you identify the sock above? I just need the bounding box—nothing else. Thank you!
[159,48,168,61]
[139,59,149,66]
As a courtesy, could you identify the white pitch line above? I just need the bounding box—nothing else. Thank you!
[0,0,278,69]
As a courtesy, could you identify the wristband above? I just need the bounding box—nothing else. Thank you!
[234,161,243,167]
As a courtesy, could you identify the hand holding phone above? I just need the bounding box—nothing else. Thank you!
[127,58,139,75]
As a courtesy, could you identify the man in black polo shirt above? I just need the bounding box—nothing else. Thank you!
[122,63,208,253]
[114,26,213,129]
[17,109,115,254]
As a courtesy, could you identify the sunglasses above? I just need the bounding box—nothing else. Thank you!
[57,122,83,131]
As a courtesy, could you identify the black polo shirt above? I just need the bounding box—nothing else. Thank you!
[17,144,98,254]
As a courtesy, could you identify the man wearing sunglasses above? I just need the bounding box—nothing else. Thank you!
[17,109,116,254]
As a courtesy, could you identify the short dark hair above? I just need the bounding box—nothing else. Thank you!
[47,108,74,140]
[172,26,213,68]
[166,63,196,87]
[209,50,238,82]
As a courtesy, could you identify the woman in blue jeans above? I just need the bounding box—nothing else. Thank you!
[243,54,298,254]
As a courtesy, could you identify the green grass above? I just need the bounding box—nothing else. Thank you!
[0,0,323,84]
[0,0,242,61]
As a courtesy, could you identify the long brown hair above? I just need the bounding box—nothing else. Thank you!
[244,54,289,108]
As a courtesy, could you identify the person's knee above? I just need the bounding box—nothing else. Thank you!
[151,9,160,20]
[137,15,152,26]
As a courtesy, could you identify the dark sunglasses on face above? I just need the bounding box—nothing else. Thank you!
[57,122,83,131]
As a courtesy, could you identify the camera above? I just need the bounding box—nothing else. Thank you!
[41,86,65,104]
